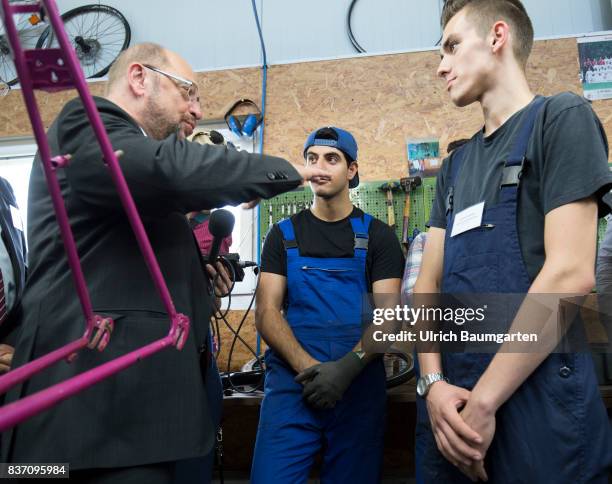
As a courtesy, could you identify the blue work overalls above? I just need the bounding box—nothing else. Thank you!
[251,214,387,484]
[420,98,612,483]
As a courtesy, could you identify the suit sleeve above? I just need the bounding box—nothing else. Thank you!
[59,99,302,216]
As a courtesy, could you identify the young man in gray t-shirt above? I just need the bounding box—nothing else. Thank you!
[415,1,612,482]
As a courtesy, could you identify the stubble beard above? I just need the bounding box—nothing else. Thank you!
[143,89,181,140]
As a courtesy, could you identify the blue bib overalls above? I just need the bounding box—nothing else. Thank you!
[251,214,387,484]
[419,98,612,483]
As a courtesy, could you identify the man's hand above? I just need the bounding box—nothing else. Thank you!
[240,165,330,209]
[294,352,364,409]
[206,260,233,299]
[455,397,496,482]
[425,381,484,468]
[295,355,321,375]
[242,198,261,209]
[0,344,14,374]
[293,164,331,185]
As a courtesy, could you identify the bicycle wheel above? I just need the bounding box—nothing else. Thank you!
[0,2,48,86]
[384,351,415,388]
[36,4,130,79]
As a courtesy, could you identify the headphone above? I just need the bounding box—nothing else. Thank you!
[224,99,262,137]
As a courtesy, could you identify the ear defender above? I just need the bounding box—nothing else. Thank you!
[241,114,259,136]
[227,115,243,138]
[224,99,263,137]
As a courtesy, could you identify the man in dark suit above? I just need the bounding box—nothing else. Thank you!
[1,42,328,483]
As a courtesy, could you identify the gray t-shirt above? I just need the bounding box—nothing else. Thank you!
[429,92,612,281]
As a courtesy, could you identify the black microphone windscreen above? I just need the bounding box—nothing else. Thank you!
[209,130,225,145]
[208,209,235,238]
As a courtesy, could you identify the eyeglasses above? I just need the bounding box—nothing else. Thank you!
[142,64,200,104]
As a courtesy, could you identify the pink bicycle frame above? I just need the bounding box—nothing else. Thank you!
[0,0,189,431]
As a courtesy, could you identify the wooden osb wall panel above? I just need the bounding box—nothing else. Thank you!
[1,38,608,158]
[215,310,266,372]
[0,38,608,370]
[0,83,107,137]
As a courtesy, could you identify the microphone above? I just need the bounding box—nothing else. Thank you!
[207,209,235,264]
[209,130,225,145]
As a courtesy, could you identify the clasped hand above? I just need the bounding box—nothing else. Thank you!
[426,381,496,482]
[294,353,364,410]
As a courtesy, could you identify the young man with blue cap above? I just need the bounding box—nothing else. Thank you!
[251,127,404,483]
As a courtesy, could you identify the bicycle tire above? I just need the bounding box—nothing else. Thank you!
[36,4,131,79]
[384,351,415,388]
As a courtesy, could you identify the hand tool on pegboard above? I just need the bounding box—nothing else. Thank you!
[378,181,401,230]
[400,176,422,251]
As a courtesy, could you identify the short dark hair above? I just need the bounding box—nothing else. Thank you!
[441,0,534,69]
[309,127,354,165]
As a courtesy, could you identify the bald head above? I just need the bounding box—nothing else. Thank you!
[106,43,169,94]
[104,42,201,140]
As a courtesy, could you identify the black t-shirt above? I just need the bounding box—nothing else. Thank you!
[261,207,405,291]
[429,92,612,281]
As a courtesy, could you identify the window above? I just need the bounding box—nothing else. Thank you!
[191,123,261,308]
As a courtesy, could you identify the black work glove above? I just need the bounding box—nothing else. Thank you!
[294,352,365,409]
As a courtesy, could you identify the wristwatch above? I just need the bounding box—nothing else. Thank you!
[416,372,447,398]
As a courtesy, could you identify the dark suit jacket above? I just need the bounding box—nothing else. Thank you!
[0,177,27,345]
[1,97,300,469]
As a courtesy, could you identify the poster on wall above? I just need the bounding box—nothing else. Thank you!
[578,33,612,101]
[406,138,442,178]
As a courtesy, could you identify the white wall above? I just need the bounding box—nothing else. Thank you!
[48,0,612,71]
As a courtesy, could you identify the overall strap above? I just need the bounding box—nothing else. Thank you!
[501,96,547,188]
[350,213,372,259]
[445,145,468,216]
[278,218,299,257]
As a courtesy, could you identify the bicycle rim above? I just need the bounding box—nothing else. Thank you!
[36,4,130,79]
[384,352,415,388]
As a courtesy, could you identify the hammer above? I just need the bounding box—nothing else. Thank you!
[379,181,401,230]
[400,176,422,249]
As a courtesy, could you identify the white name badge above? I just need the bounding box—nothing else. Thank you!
[451,202,484,237]
[10,205,23,232]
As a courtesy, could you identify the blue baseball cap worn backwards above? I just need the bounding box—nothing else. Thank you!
[303,126,359,188]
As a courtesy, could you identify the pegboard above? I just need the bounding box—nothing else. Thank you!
[260,179,609,250]
[259,179,437,249]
